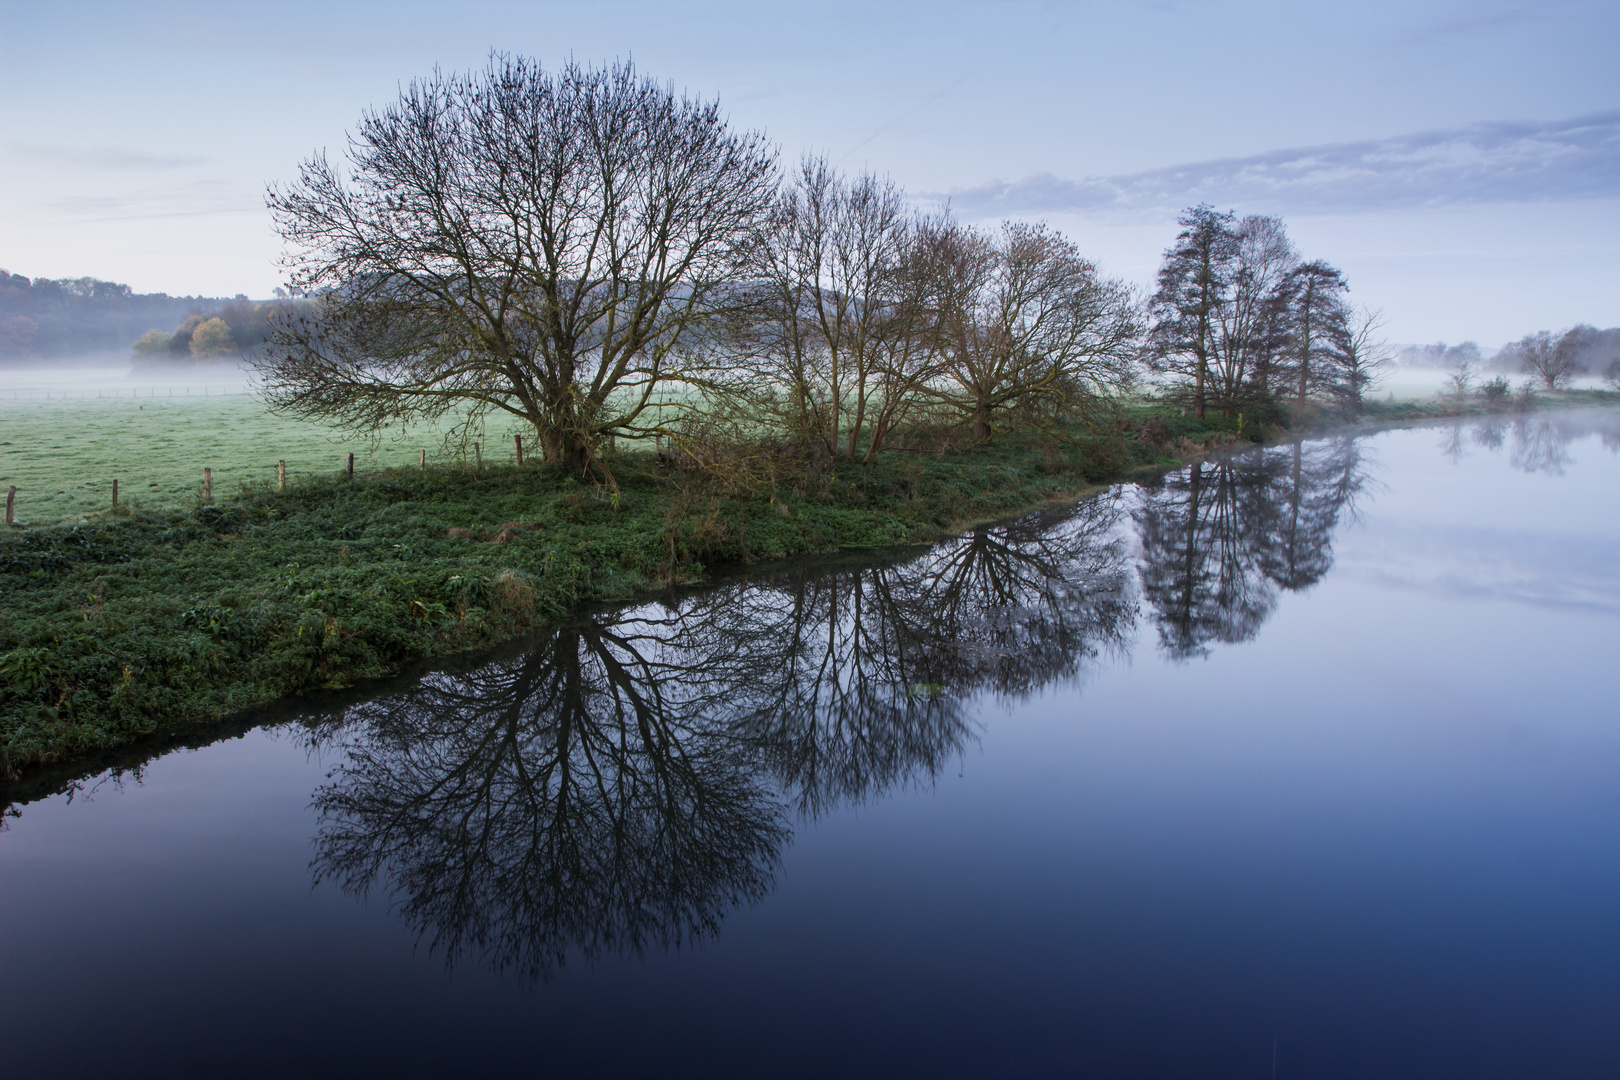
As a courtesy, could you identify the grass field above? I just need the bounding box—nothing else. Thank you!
[0,392,512,525]
[7,384,1613,527]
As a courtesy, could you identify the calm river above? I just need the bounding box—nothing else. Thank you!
[4,411,1619,1078]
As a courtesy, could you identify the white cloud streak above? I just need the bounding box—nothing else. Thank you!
[937,111,1620,220]
[8,142,207,171]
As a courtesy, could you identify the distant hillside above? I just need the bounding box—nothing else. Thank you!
[0,271,272,365]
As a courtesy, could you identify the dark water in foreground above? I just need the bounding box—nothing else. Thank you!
[4,412,1619,1078]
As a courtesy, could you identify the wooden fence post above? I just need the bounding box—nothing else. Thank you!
[6,486,14,525]
[203,468,212,501]
[277,460,286,490]
[112,479,118,510]
[346,452,355,479]
[420,449,426,472]
[514,434,523,467]
[474,442,482,470]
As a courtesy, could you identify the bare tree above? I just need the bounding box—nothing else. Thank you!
[1515,329,1587,390]
[1329,306,1392,411]
[858,232,942,459]
[922,219,1140,443]
[743,157,925,458]
[261,56,778,478]
[1214,214,1296,413]
[1443,357,1476,399]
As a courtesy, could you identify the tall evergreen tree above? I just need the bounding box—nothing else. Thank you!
[1277,260,1351,409]
[1148,206,1238,419]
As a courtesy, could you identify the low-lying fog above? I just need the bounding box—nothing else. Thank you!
[0,360,256,398]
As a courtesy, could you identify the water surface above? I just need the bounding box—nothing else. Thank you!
[4,411,1619,1078]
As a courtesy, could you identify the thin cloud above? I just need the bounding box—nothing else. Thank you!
[42,177,258,223]
[937,111,1620,219]
[9,141,207,171]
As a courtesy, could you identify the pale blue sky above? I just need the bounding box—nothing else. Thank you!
[1,0,1615,344]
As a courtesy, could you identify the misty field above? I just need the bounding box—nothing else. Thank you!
[0,392,499,525]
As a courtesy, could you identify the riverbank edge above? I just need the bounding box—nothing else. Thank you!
[3,389,1615,795]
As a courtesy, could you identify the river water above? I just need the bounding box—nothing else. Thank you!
[4,411,1619,1078]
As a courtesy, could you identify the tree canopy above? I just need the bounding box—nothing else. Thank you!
[262,55,779,478]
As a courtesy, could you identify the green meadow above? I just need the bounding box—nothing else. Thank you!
[0,392,510,525]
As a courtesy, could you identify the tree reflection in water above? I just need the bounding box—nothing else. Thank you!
[725,495,1136,817]
[311,615,790,981]
[1442,412,1620,474]
[1133,437,1367,659]
[311,444,1374,978]
[310,497,1135,979]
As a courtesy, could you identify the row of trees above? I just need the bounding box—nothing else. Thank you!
[1410,325,1620,397]
[1497,324,1620,390]
[260,56,1377,476]
[0,271,247,363]
[722,160,1140,458]
[1146,206,1385,420]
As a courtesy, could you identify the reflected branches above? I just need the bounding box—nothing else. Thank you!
[1441,412,1620,474]
[312,616,789,981]
[726,495,1135,816]
[1134,438,1367,659]
[311,436,1381,977]
[310,498,1136,978]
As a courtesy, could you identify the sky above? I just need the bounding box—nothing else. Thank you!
[1,0,1616,345]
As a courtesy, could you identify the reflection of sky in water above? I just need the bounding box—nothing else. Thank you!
[1334,412,1620,616]
[2,409,1619,1078]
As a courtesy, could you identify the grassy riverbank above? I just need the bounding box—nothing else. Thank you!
[5,388,1615,781]
[0,417,1171,778]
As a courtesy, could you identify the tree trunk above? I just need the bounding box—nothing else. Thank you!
[848,390,867,460]
[558,432,590,476]
[972,402,993,443]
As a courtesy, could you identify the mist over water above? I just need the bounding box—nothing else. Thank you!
[2,411,1618,1078]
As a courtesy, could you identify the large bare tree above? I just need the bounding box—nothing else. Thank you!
[921,219,1140,443]
[262,56,778,476]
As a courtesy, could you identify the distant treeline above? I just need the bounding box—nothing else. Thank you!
[0,270,290,366]
[1399,325,1620,382]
